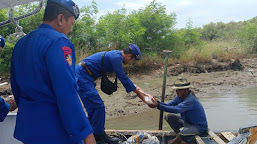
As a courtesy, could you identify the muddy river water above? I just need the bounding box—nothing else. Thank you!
[106,87,257,132]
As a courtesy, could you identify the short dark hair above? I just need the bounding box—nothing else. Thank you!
[43,3,73,21]
[123,47,136,58]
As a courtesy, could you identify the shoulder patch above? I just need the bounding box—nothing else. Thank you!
[62,46,72,66]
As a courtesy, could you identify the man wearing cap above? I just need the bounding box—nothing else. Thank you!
[10,0,95,144]
[75,44,149,143]
[0,35,5,52]
[148,77,208,144]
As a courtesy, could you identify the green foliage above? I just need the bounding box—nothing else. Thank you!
[238,22,257,52]
[18,3,45,34]
[1,0,257,77]
[0,2,44,77]
[134,0,176,54]
[97,8,130,48]
[0,2,44,42]
[0,42,15,77]
[200,22,219,41]
[70,1,98,53]
[95,8,146,50]
[182,19,202,48]
[173,19,202,58]
[75,0,177,58]
[0,9,16,38]
[181,40,246,63]
[200,21,245,41]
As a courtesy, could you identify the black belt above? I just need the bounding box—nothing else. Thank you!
[78,61,97,80]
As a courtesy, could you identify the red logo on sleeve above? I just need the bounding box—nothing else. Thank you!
[62,46,72,66]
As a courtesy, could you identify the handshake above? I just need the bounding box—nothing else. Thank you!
[136,87,159,108]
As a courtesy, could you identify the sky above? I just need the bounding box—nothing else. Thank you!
[73,0,257,29]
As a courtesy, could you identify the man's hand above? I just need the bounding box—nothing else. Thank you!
[133,86,147,102]
[147,96,159,108]
[83,133,96,144]
[6,95,17,111]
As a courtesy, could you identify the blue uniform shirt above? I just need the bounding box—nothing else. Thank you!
[81,50,136,93]
[0,97,10,122]
[11,24,93,144]
[158,93,208,133]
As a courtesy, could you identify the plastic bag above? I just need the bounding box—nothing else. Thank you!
[122,132,160,144]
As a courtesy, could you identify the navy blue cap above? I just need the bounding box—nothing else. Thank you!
[47,0,80,20]
[129,44,141,60]
[0,35,5,48]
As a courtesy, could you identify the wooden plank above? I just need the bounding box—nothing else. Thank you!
[195,135,205,144]
[249,127,257,144]
[208,130,226,144]
[221,132,235,142]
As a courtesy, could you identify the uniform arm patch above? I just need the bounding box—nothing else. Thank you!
[62,46,72,66]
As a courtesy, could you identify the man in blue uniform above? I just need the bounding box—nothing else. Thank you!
[149,77,208,144]
[0,36,17,122]
[10,0,95,144]
[76,44,150,143]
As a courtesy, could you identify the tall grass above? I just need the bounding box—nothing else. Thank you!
[180,40,246,63]
[75,40,249,75]
[76,47,92,63]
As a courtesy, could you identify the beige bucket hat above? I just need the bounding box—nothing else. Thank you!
[171,77,193,90]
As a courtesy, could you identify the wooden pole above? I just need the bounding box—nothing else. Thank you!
[159,50,171,130]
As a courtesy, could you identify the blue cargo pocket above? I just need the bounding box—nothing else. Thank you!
[82,94,105,109]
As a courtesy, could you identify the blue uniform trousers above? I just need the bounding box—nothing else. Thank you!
[76,73,105,135]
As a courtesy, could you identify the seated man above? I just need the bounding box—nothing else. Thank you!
[149,77,208,144]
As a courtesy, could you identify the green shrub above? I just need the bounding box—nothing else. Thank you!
[0,42,15,78]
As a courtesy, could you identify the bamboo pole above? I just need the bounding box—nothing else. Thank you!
[159,50,171,130]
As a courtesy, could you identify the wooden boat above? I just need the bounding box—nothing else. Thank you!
[1,113,256,144]
[105,129,237,144]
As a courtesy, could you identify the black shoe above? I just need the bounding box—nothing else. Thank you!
[95,132,119,144]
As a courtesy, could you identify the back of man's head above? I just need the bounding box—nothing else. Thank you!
[43,0,79,21]
[123,44,141,60]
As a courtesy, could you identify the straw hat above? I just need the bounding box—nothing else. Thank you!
[171,77,193,90]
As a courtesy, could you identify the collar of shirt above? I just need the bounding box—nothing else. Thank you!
[39,23,55,30]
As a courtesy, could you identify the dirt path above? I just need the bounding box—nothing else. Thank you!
[1,58,257,119]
